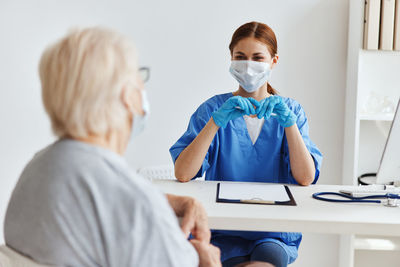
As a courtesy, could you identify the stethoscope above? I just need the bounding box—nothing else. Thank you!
[312,192,400,207]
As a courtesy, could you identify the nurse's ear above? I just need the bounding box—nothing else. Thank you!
[270,55,279,70]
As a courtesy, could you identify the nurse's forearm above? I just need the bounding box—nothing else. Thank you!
[285,125,315,186]
[174,118,219,182]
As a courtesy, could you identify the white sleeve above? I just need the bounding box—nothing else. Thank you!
[108,177,199,267]
[131,196,199,267]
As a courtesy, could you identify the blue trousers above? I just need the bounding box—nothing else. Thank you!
[222,242,289,267]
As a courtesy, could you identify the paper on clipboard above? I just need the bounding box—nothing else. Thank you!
[218,183,290,202]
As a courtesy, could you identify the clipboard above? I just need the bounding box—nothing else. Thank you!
[216,182,297,206]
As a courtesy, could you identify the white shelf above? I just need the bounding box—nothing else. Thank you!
[354,236,400,251]
[342,1,400,266]
[360,49,400,55]
[359,113,394,121]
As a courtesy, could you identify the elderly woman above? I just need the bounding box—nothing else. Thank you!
[3,27,220,267]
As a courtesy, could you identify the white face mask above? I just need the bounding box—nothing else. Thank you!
[130,90,150,138]
[229,60,272,93]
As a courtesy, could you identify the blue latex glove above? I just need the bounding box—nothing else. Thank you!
[256,95,297,128]
[212,96,259,128]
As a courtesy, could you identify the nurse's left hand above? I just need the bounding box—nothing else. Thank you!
[166,194,211,242]
[256,95,297,128]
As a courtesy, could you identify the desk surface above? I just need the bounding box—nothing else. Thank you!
[153,180,400,236]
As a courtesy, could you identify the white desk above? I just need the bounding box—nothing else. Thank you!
[153,180,400,237]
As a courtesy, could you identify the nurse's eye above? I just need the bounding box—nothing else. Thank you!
[234,55,246,60]
[253,56,265,61]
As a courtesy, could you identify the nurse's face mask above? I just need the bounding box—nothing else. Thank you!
[229,60,271,93]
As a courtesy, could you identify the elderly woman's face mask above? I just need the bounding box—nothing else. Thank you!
[130,90,150,138]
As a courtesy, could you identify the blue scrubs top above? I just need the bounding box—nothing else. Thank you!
[170,93,322,264]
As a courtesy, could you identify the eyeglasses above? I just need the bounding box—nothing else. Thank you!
[139,67,150,83]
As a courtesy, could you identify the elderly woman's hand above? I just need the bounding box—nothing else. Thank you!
[166,194,211,242]
[190,239,221,267]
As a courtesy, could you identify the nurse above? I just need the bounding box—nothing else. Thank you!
[170,21,323,267]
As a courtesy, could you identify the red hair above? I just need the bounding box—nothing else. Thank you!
[229,22,278,95]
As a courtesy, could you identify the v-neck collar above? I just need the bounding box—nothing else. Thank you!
[230,113,266,148]
[227,92,266,147]
[239,116,265,147]
[243,115,265,145]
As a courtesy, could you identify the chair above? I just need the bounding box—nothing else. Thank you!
[0,245,51,267]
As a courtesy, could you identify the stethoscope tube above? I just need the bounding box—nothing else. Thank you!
[312,192,400,204]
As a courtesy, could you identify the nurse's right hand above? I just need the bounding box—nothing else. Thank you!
[212,96,259,128]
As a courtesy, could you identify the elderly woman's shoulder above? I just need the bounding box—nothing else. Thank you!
[19,139,149,194]
[17,138,167,214]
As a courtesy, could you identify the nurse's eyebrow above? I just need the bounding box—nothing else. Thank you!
[252,52,265,56]
[234,51,245,55]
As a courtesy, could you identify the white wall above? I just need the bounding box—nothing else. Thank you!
[0,0,348,266]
